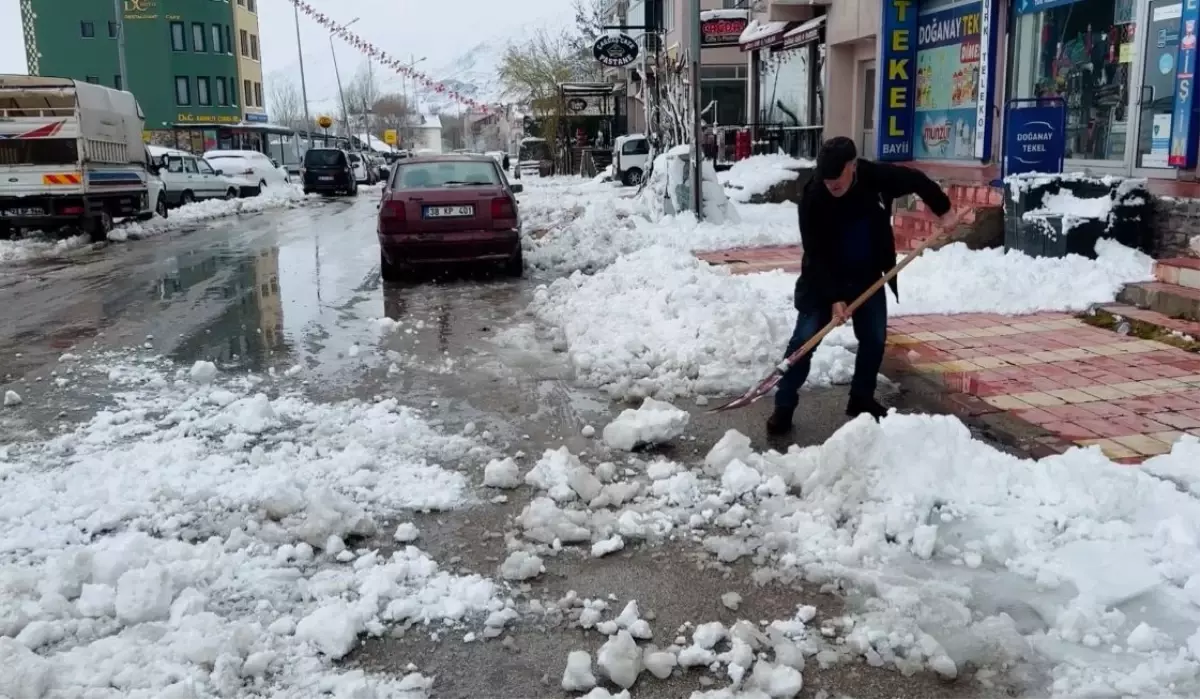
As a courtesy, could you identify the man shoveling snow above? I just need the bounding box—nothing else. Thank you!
[767,137,957,435]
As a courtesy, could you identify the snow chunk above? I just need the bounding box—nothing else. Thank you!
[602,398,690,450]
[644,648,678,679]
[3,389,22,407]
[483,457,521,489]
[114,564,174,625]
[597,629,643,688]
[562,650,597,691]
[393,522,420,543]
[188,360,218,384]
[500,551,545,580]
[0,637,51,699]
[296,602,362,659]
[592,535,626,558]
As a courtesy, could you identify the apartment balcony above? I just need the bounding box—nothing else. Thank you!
[767,0,832,22]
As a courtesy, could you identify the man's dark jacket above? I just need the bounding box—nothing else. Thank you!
[796,158,951,308]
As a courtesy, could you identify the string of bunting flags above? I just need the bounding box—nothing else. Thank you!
[288,0,495,115]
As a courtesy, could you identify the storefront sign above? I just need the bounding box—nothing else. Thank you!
[781,19,824,51]
[244,112,269,123]
[593,34,639,68]
[913,3,981,160]
[1002,99,1065,177]
[567,98,588,112]
[1015,0,1084,15]
[878,0,918,160]
[1169,0,1200,167]
[974,0,997,160]
[176,113,240,124]
[701,15,750,48]
[123,0,158,19]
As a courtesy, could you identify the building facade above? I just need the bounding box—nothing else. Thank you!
[233,0,266,124]
[20,0,255,142]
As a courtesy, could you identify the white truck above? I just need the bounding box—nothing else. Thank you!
[0,75,150,241]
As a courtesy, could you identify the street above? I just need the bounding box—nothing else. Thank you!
[0,177,1195,699]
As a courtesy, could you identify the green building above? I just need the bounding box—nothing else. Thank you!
[19,0,251,144]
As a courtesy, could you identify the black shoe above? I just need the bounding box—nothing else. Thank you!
[846,396,888,421]
[766,406,795,435]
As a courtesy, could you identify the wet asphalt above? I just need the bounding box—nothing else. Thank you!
[0,192,1011,699]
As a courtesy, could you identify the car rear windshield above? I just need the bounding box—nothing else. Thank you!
[0,138,79,166]
[304,150,345,167]
[393,161,501,189]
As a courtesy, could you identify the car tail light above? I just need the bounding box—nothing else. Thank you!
[61,205,83,215]
[379,198,406,234]
[490,196,515,225]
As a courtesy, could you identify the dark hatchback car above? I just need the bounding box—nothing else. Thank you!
[301,148,358,196]
[377,155,524,280]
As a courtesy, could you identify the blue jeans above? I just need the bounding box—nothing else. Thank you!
[773,286,888,410]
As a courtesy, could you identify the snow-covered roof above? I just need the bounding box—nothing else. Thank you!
[738,19,790,51]
[355,133,396,153]
[700,8,750,21]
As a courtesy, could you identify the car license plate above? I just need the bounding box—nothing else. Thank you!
[319,176,334,181]
[1,206,43,217]
[425,205,473,218]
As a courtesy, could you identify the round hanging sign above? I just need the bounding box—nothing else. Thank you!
[567,98,588,112]
[593,34,639,68]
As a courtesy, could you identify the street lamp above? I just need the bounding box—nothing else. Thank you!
[401,55,426,148]
[293,3,313,146]
[330,17,358,149]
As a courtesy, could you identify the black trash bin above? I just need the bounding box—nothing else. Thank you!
[1003,173,1151,259]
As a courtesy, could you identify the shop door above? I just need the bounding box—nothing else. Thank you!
[1131,0,1183,173]
[859,60,877,158]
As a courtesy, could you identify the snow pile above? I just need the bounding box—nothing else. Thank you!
[602,398,690,450]
[0,353,500,696]
[0,234,91,264]
[718,153,814,203]
[110,184,313,242]
[530,241,1153,399]
[521,170,797,275]
[636,146,739,225]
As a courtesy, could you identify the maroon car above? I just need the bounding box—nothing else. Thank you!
[377,154,524,280]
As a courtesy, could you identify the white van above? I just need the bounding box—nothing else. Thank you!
[613,134,650,187]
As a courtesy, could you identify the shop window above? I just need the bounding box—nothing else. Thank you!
[913,0,983,160]
[758,49,813,127]
[1011,0,1137,163]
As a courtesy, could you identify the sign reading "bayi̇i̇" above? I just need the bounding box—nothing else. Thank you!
[877,0,918,160]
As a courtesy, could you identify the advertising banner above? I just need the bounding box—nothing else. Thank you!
[913,2,983,160]
[1002,99,1066,177]
[1168,0,1200,167]
[1015,0,1084,15]
[878,0,919,161]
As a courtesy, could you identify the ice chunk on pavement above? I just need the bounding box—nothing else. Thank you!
[597,630,643,688]
[694,621,728,649]
[500,551,545,580]
[296,602,362,659]
[114,564,174,625]
[602,398,690,451]
[582,689,631,699]
[706,429,753,474]
[393,522,420,543]
[562,650,597,691]
[3,389,22,406]
[911,524,938,560]
[483,457,521,489]
[749,660,804,698]
[592,535,625,558]
[189,360,218,384]
[582,424,596,438]
[0,637,51,699]
[644,648,678,679]
[76,583,116,618]
[721,592,742,610]
[526,447,585,501]
[721,459,762,497]
[519,497,591,544]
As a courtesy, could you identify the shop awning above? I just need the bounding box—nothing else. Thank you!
[739,19,793,52]
[780,15,825,51]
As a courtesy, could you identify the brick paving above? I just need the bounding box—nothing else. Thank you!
[694,244,1200,463]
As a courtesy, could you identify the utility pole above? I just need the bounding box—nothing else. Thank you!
[111,0,127,90]
[686,0,702,218]
[330,35,349,147]
[293,3,313,147]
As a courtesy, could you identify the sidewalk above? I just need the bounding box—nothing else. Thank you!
[696,245,1200,463]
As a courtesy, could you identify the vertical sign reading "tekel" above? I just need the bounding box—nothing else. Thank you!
[878,0,918,160]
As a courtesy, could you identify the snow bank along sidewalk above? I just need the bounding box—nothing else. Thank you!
[0,185,314,264]
[0,353,505,697]
[502,401,1200,698]
[718,153,815,204]
[530,236,1154,401]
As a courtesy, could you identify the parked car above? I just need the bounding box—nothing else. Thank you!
[613,133,650,186]
[377,154,525,280]
[347,152,374,185]
[131,151,168,221]
[152,148,259,206]
[203,149,290,188]
[301,148,358,196]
